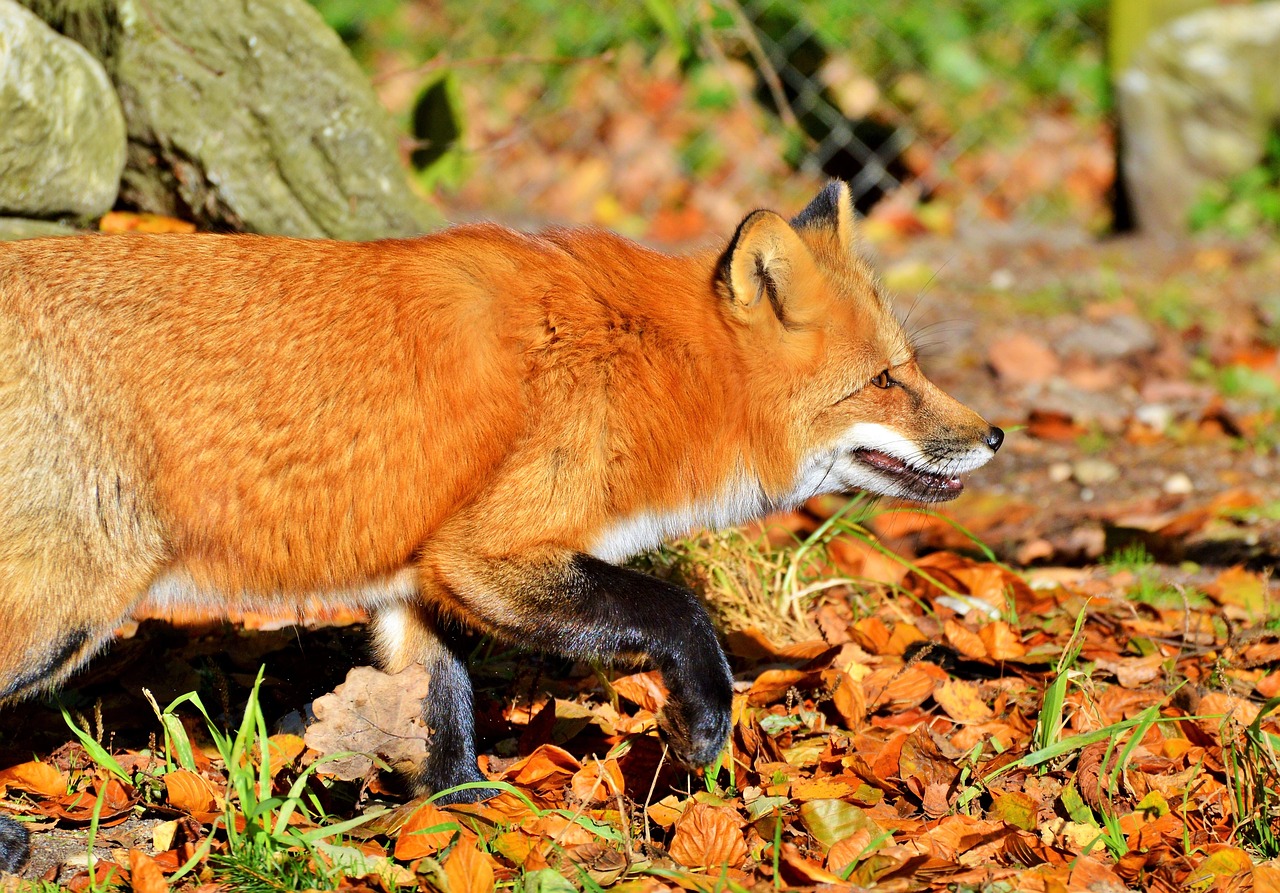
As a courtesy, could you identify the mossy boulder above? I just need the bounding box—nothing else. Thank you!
[0,0,125,218]
[1117,2,1280,237]
[21,0,438,238]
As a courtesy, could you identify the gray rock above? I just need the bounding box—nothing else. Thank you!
[21,0,438,239]
[0,217,82,240]
[1072,458,1120,487]
[1056,314,1156,361]
[0,0,125,218]
[1117,2,1280,238]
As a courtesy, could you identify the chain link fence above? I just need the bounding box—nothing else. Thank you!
[324,0,1113,237]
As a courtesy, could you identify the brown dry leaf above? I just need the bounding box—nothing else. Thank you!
[442,836,497,893]
[305,664,432,781]
[1210,566,1267,614]
[933,679,994,723]
[1025,408,1086,440]
[98,211,196,234]
[611,670,667,712]
[747,669,814,705]
[566,842,628,886]
[827,829,873,876]
[1095,653,1164,689]
[163,770,217,814]
[779,843,845,884]
[393,802,463,861]
[830,671,866,730]
[0,761,67,797]
[267,734,307,768]
[526,813,600,847]
[668,803,747,869]
[1198,692,1261,727]
[646,794,685,830]
[987,333,1060,383]
[979,621,1027,660]
[128,849,169,893]
[898,730,959,819]
[570,759,624,804]
[1253,861,1280,893]
[500,744,581,790]
[46,778,136,824]
[863,665,941,711]
[944,619,988,660]
[790,778,856,801]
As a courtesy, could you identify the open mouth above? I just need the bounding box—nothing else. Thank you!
[852,449,964,501]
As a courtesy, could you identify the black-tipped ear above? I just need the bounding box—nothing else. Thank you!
[791,180,855,252]
[717,209,816,327]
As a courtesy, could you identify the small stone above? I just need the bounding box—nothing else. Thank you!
[1072,458,1120,487]
[1135,403,1173,431]
[1163,472,1194,495]
[1048,462,1073,483]
[1057,315,1157,361]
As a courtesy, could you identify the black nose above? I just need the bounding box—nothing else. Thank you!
[985,426,1004,452]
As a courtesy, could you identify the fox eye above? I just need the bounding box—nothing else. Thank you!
[871,369,893,389]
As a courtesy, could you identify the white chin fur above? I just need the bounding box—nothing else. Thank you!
[781,422,997,505]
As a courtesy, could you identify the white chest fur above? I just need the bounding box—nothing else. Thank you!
[587,471,769,563]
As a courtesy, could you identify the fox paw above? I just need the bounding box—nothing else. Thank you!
[0,816,30,874]
[416,759,498,805]
[659,697,732,769]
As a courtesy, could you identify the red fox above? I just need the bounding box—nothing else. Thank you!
[0,182,1000,870]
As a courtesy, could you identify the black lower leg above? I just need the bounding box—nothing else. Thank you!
[0,816,29,874]
[446,551,734,768]
[415,622,491,803]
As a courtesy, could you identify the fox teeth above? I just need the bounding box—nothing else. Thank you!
[854,448,964,496]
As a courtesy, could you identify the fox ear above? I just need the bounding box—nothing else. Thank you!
[719,209,816,326]
[790,180,856,253]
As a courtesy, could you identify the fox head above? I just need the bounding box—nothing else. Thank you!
[718,181,1002,505]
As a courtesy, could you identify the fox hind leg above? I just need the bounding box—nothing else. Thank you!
[371,602,491,803]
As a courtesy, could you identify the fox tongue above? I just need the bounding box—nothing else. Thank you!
[858,449,963,493]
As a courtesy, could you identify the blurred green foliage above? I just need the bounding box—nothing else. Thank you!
[1189,131,1280,237]
[309,0,1107,121]
[802,0,1108,108]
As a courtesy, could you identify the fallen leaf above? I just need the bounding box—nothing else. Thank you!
[129,849,169,893]
[611,670,667,712]
[570,759,624,804]
[0,761,67,797]
[990,791,1038,831]
[799,799,878,851]
[163,770,216,814]
[393,802,463,861]
[500,745,581,790]
[98,211,196,234]
[305,664,433,781]
[979,621,1027,660]
[668,803,747,869]
[779,842,845,884]
[933,679,994,723]
[944,620,989,660]
[442,836,497,893]
[1185,846,1253,888]
[988,333,1060,383]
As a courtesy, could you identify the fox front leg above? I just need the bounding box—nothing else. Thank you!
[427,548,734,770]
